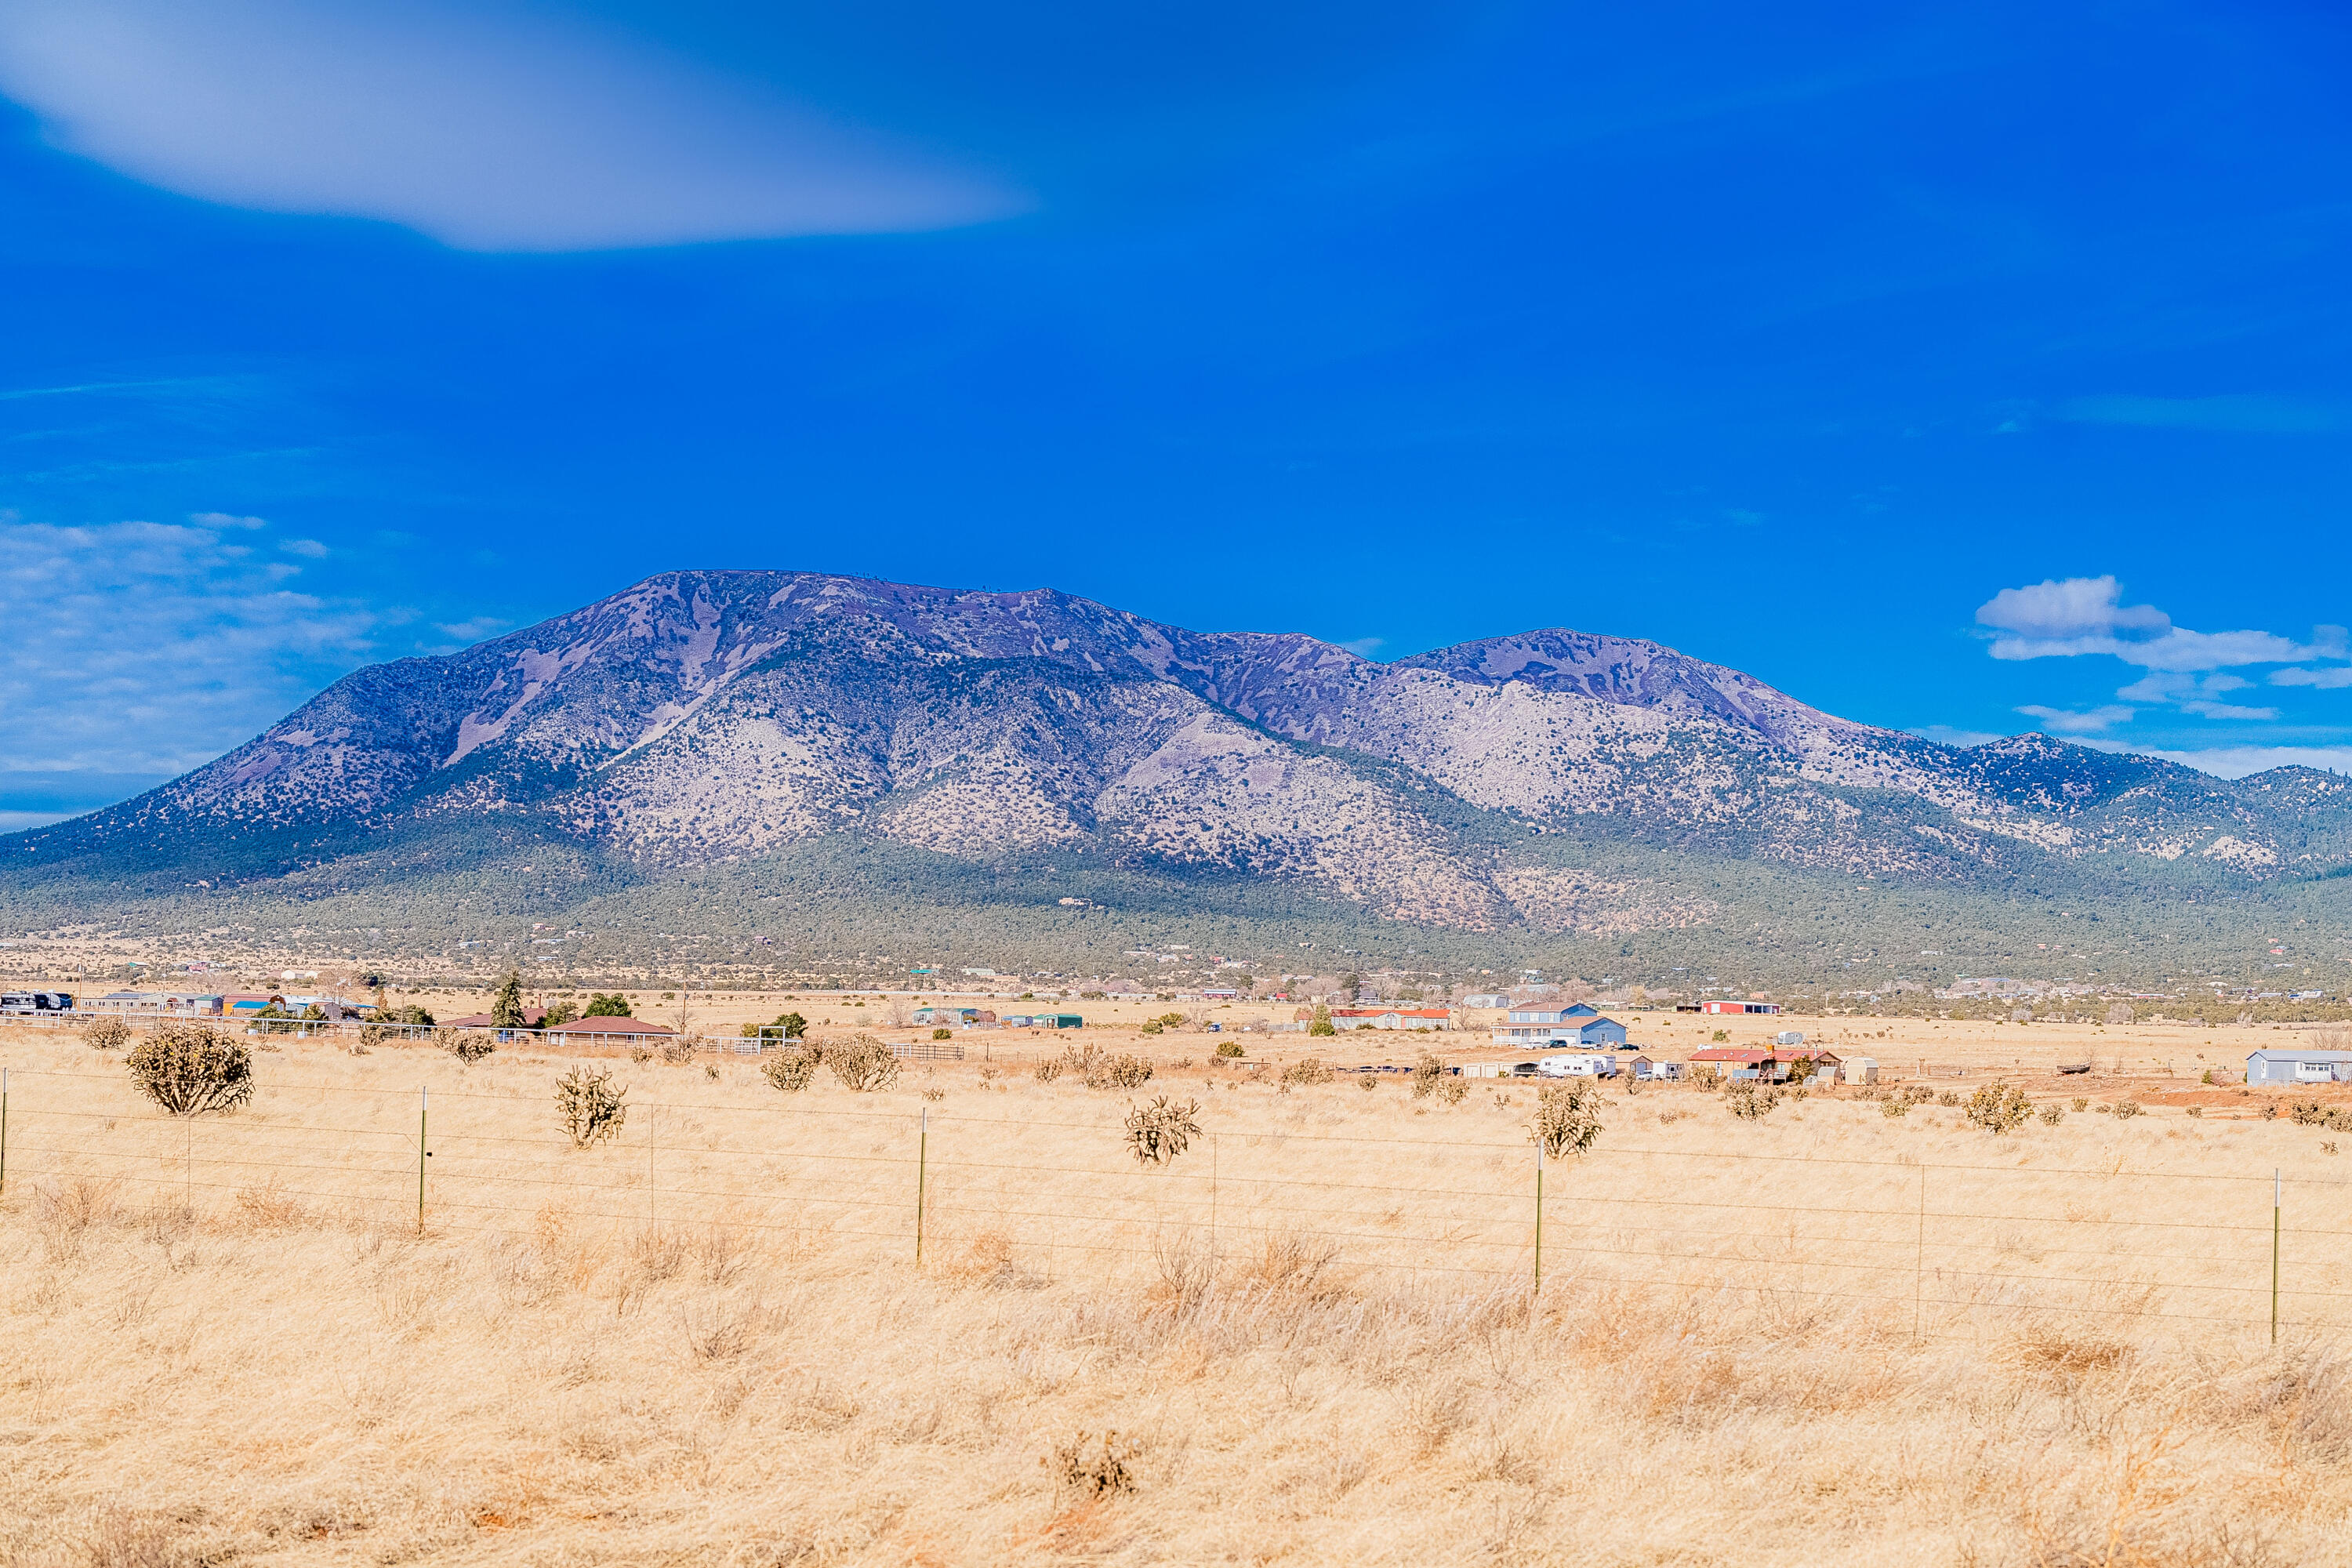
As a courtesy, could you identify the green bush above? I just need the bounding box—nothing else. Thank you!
[1530,1080,1604,1158]
[1410,1052,1447,1098]
[932,1027,953,1041]
[1308,1004,1335,1038]
[1214,1041,1244,1059]
[555,1066,628,1148]
[125,1023,254,1116]
[1964,1081,2031,1135]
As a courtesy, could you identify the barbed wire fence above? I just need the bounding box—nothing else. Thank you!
[3,1059,2347,1344]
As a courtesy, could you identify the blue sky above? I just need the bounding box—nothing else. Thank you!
[4,0,2351,827]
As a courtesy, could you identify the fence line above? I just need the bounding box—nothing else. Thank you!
[2,1067,2348,1343]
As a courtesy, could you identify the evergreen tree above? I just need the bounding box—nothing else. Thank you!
[490,970,527,1029]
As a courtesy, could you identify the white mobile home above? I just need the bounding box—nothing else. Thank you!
[2246,1050,2352,1086]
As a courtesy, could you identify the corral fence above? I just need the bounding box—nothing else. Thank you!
[3,1063,2350,1343]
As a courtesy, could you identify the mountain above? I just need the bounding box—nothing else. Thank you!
[8,570,2350,989]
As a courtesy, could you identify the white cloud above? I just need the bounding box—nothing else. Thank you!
[2271,666,2352,689]
[2016,704,2134,734]
[1338,637,1386,658]
[0,514,378,786]
[1976,575,2167,640]
[189,510,266,529]
[0,0,1023,252]
[278,537,329,558]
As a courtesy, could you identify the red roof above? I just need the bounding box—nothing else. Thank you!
[1688,1047,1769,1063]
[1332,1007,1451,1019]
[546,1018,676,1037]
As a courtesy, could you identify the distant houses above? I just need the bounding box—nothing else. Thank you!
[1330,1007,1455,1031]
[1699,1000,1781,1014]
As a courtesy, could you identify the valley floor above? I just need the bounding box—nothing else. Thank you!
[3,1028,2350,1566]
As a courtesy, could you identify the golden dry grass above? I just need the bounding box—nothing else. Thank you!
[5,1023,2352,1566]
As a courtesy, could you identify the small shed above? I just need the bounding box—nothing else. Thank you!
[2246,1050,2352,1086]
[1628,1055,1682,1081]
[1841,1056,1879,1085]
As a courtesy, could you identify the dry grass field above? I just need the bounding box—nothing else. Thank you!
[5,1015,2352,1567]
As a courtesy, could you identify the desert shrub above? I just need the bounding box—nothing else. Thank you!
[1411,1053,1446,1098]
[1687,1064,1722,1090]
[82,1017,130,1051]
[1139,1019,1163,1035]
[659,1037,695,1065]
[2201,1068,2216,1085]
[762,1045,822,1092]
[1710,1029,1729,1043]
[1726,1082,1781,1120]
[1049,1432,1139,1498]
[2289,1098,2332,1127]
[1308,1004,1335,1038]
[1033,1056,1065,1083]
[556,1066,628,1148]
[1964,1080,2031,1135]
[1438,1079,1468,1105]
[448,1030,494,1063]
[1936,1091,1960,1107]
[2262,1103,2279,1120]
[2185,1105,2203,1118]
[1124,1095,1203,1164]
[1880,1095,1911,1119]
[125,1024,255,1116]
[2039,1102,2064,1126]
[2113,1099,2143,1120]
[1281,1058,1333,1087]
[830,1034,902,1092]
[1357,1074,1378,1091]
[1097,1053,1153,1090]
[1214,1040,1243,1058]
[932,1027,953,1041]
[1530,1080,1605,1157]
[2072,1097,2089,1112]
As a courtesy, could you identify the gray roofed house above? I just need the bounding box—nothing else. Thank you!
[2245,1050,2352,1086]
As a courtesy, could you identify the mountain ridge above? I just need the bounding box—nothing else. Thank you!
[8,569,2349,985]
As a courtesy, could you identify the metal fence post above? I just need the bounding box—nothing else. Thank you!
[915,1106,928,1265]
[1533,1138,1544,1297]
[1913,1162,1928,1341]
[416,1087,427,1233]
[648,1103,657,1231]
[1,1066,9,1197]
[2272,1168,2281,1345]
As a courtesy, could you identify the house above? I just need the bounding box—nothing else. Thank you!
[544,1018,680,1045]
[2246,1050,2352,1086]
[1689,1047,1772,1079]
[88,991,223,1017]
[446,1008,549,1030]
[1841,1056,1878,1084]
[1202,988,1240,1000]
[1332,1007,1454,1031]
[1628,1055,1682,1081]
[1493,1008,1628,1048]
[223,993,283,1015]
[1701,1000,1780,1014]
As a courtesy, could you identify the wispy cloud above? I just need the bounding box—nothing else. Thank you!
[1338,636,1385,658]
[2016,703,2134,734]
[0,0,1024,252]
[2052,394,2348,435]
[278,536,329,558]
[2270,666,2352,690]
[0,511,376,792]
